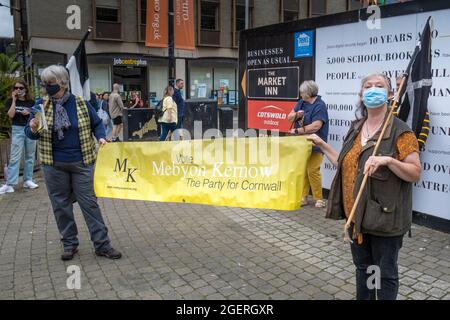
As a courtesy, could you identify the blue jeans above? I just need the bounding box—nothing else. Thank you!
[350,232,404,300]
[159,122,177,141]
[42,162,112,252]
[105,117,113,138]
[6,125,37,185]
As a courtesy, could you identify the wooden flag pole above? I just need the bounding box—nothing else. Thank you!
[343,74,408,243]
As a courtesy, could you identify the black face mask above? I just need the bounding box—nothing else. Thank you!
[45,83,61,96]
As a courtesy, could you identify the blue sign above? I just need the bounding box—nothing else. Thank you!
[294,31,314,58]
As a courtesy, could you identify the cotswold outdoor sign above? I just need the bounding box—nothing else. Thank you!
[113,58,148,67]
[243,32,315,132]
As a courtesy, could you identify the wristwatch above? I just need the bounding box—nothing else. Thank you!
[295,128,299,134]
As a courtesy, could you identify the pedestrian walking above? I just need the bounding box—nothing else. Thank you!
[173,79,185,129]
[109,83,124,142]
[158,86,178,141]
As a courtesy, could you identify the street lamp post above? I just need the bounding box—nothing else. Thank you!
[0,3,27,77]
[245,0,249,30]
[168,0,175,87]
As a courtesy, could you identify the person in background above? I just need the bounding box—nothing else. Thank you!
[308,72,421,300]
[89,91,99,112]
[158,86,177,141]
[96,93,103,111]
[129,91,143,108]
[288,80,329,208]
[24,65,122,261]
[101,92,113,139]
[173,79,185,129]
[0,79,39,194]
[109,83,124,142]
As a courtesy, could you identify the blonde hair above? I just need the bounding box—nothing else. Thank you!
[163,85,174,97]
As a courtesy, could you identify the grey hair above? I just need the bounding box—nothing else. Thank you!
[355,72,392,120]
[299,80,319,98]
[40,65,69,87]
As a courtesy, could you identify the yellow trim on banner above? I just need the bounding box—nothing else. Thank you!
[94,136,312,211]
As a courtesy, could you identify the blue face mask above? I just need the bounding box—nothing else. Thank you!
[363,87,388,109]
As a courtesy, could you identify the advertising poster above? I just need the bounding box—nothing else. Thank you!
[244,31,315,132]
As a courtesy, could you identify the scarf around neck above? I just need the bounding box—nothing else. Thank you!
[51,91,72,140]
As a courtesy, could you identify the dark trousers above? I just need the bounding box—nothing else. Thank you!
[350,232,404,300]
[43,162,112,252]
[177,115,184,129]
[159,122,177,141]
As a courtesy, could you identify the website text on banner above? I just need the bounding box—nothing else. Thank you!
[94,136,312,210]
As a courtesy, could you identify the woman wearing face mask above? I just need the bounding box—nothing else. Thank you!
[24,65,122,261]
[0,80,39,194]
[307,73,421,300]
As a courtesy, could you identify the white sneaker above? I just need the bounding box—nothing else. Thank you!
[0,184,14,194]
[23,180,39,189]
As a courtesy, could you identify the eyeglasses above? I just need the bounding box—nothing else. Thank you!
[14,86,25,90]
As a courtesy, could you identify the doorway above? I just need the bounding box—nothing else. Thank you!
[113,66,147,107]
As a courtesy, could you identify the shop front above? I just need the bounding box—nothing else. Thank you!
[187,58,238,106]
[87,54,168,107]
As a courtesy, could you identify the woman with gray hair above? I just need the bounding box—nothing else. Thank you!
[25,65,121,261]
[288,80,329,208]
[307,72,421,299]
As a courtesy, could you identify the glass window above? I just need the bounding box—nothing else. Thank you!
[201,1,219,30]
[310,0,326,17]
[214,68,237,105]
[140,0,147,23]
[96,7,119,22]
[236,5,252,32]
[149,65,167,102]
[283,0,298,21]
[348,0,362,10]
[89,64,111,93]
[214,68,236,91]
[284,10,298,22]
[190,67,214,99]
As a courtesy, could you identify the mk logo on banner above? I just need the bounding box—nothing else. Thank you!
[94,137,312,210]
[114,159,138,183]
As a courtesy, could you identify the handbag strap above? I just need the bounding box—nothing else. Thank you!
[289,100,304,131]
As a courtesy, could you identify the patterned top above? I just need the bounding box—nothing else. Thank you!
[25,96,99,166]
[341,130,419,222]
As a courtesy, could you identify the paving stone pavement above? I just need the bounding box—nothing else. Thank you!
[0,173,449,300]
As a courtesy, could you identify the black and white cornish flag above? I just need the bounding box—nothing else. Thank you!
[397,17,433,151]
[66,29,91,100]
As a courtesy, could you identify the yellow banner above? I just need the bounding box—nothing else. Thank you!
[94,136,311,210]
